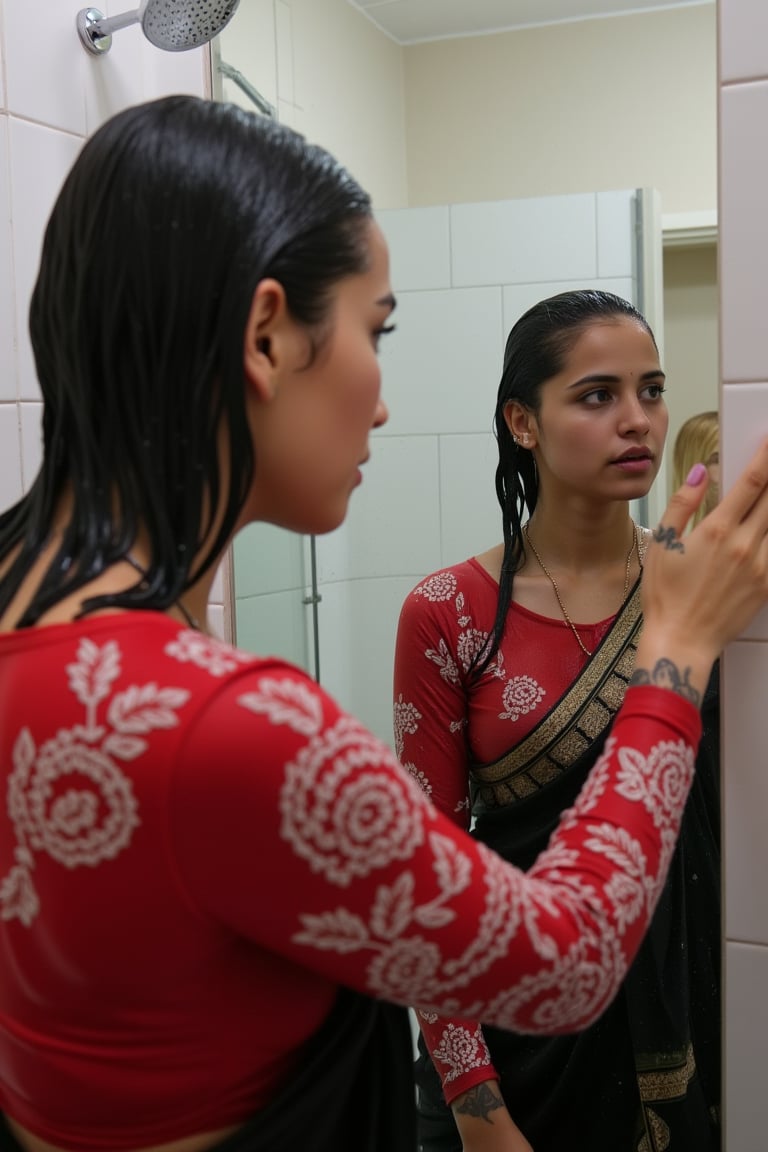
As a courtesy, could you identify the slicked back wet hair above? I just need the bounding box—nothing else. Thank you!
[471,289,657,677]
[0,95,372,626]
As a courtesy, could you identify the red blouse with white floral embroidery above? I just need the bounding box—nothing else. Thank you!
[0,611,698,1147]
[393,558,624,1102]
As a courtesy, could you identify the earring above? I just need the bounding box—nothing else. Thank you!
[512,434,519,446]
[523,434,530,446]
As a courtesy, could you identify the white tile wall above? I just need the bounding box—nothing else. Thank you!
[450,194,598,287]
[315,575,418,748]
[0,0,231,633]
[377,286,503,437]
[8,118,83,401]
[720,1,768,1145]
[722,641,768,944]
[725,941,768,1151]
[719,81,768,383]
[83,24,148,134]
[720,0,768,83]
[721,383,768,641]
[4,0,91,133]
[375,206,451,291]
[438,431,500,566]
[0,402,22,509]
[275,1,295,108]
[0,116,14,402]
[19,401,42,490]
[596,189,637,278]
[316,434,441,581]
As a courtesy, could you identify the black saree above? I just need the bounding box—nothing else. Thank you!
[415,583,721,1152]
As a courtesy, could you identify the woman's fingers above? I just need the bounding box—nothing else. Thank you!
[651,462,711,545]
[642,438,768,657]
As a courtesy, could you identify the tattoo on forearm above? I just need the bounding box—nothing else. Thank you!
[629,659,702,707]
[652,523,685,552]
[454,1082,505,1125]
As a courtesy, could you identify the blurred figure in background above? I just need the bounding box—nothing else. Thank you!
[673,411,720,527]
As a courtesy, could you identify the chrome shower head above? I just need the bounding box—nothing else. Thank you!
[77,0,240,55]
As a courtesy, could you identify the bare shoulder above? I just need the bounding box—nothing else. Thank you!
[473,543,505,583]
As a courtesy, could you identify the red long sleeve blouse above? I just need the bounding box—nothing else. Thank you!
[393,558,640,1102]
[0,611,699,1148]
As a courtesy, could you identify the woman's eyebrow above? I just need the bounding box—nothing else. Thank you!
[567,369,667,389]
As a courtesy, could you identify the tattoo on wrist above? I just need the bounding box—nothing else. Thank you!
[629,659,702,707]
[454,1082,505,1124]
[652,523,685,552]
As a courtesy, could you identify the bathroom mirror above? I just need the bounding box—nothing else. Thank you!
[212,0,718,745]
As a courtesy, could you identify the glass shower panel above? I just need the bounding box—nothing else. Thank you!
[232,521,316,677]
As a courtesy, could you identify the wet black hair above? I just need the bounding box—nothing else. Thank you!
[0,95,373,626]
[471,289,657,676]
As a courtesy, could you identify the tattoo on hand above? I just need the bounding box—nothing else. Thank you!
[652,523,685,553]
[629,659,702,708]
[454,1083,505,1125]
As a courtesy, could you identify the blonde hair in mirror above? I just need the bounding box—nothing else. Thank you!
[672,410,720,527]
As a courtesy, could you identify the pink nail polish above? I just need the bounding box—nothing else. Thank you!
[686,462,707,486]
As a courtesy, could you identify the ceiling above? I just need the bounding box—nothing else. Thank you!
[347,0,714,44]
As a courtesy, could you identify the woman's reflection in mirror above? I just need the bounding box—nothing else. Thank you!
[395,290,722,1152]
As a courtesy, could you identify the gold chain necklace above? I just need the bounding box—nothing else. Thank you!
[523,522,640,658]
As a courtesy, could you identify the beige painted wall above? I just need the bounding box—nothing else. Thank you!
[279,0,408,209]
[216,0,408,210]
[663,242,719,491]
[403,5,716,216]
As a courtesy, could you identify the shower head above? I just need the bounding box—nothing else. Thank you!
[77,0,240,55]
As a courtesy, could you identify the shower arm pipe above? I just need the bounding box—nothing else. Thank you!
[218,61,276,119]
[86,8,141,38]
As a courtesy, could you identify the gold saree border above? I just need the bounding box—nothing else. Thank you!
[636,1045,697,1151]
[637,1044,697,1103]
[471,583,642,809]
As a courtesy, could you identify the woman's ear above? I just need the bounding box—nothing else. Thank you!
[243,279,290,401]
[503,401,537,449]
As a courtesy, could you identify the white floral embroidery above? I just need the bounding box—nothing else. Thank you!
[393,695,421,761]
[239,678,324,738]
[583,823,648,933]
[425,639,460,685]
[280,717,430,887]
[1,640,190,927]
[481,931,626,1033]
[287,728,696,1029]
[414,572,458,602]
[107,683,199,735]
[292,826,483,996]
[432,1023,491,1083]
[405,763,433,798]
[615,740,694,826]
[456,629,489,673]
[499,675,546,721]
[165,630,253,678]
